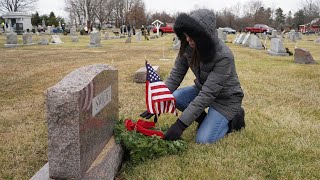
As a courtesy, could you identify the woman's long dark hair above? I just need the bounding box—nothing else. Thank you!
[178,34,201,68]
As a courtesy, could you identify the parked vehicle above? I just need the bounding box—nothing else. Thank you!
[245,24,273,34]
[152,23,174,35]
[223,27,236,34]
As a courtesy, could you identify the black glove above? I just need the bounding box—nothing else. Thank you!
[164,119,188,141]
[227,107,245,133]
[140,110,159,123]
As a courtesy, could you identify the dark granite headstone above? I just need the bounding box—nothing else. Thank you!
[46,64,119,179]
[294,48,316,64]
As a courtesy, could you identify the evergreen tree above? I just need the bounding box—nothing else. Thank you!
[274,8,286,29]
[31,12,42,26]
[48,12,58,26]
[293,9,306,29]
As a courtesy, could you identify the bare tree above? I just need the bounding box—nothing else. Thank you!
[126,0,146,26]
[301,0,320,22]
[94,0,114,26]
[0,0,38,13]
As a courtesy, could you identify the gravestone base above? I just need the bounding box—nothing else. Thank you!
[4,44,20,48]
[88,43,102,48]
[23,43,36,46]
[30,136,124,180]
[50,42,64,45]
[267,50,289,56]
[249,45,264,50]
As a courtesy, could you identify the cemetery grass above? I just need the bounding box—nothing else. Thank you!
[0,33,319,179]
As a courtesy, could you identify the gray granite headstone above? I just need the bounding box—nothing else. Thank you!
[135,66,160,83]
[70,28,79,42]
[22,32,34,45]
[125,37,131,43]
[232,34,240,44]
[289,30,296,42]
[51,35,64,44]
[47,26,52,35]
[294,48,316,64]
[249,35,264,50]
[235,34,245,44]
[89,31,102,47]
[172,41,181,50]
[104,32,109,40]
[271,30,277,38]
[295,32,302,40]
[4,32,18,48]
[38,33,49,45]
[267,38,289,56]
[173,35,179,44]
[242,33,252,46]
[47,64,119,179]
[70,28,77,36]
[136,32,141,41]
[218,28,227,42]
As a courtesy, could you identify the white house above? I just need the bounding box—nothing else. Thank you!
[2,12,32,33]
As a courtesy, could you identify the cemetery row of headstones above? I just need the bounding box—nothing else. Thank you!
[232,31,317,64]
[4,32,65,47]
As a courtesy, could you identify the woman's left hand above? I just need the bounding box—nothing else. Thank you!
[164,119,188,140]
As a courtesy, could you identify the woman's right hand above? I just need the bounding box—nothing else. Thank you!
[140,110,158,123]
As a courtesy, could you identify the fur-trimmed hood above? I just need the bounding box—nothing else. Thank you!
[173,9,219,56]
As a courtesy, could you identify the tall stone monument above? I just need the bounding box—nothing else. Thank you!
[45,64,122,179]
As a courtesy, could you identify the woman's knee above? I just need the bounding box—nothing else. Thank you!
[196,134,219,144]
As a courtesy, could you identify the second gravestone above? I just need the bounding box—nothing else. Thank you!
[46,64,121,179]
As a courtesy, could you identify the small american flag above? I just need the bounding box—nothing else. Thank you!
[145,61,178,116]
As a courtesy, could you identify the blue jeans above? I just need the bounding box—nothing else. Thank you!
[173,86,229,144]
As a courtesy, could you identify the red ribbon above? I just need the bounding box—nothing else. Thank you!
[124,119,164,139]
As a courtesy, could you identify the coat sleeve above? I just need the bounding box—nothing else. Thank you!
[179,57,232,126]
[165,55,189,93]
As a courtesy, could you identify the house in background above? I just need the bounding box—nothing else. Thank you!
[299,18,320,34]
[2,12,32,34]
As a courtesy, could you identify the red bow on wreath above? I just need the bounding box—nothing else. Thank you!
[124,119,164,139]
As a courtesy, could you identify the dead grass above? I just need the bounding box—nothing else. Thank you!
[0,32,319,179]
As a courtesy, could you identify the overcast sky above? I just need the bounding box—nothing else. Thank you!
[36,0,303,18]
